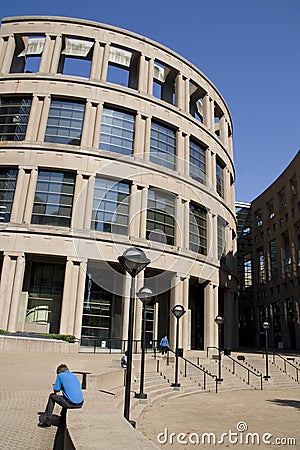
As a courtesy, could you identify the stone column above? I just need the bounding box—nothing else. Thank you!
[204,282,219,349]
[176,129,185,174]
[90,40,102,81]
[182,277,190,350]
[49,34,62,74]
[25,95,43,142]
[37,95,51,143]
[60,258,87,336]
[0,34,15,74]
[128,183,140,238]
[138,54,147,93]
[10,167,26,223]
[139,186,149,239]
[144,116,151,161]
[175,73,184,111]
[39,34,54,73]
[81,100,93,148]
[92,102,103,148]
[169,274,183,349]
[146,58,154,95]
[23,167,38,224]
[100,43,110,81]
[133,113,145,157]
[0,253,25,331]
[71,172,91,229]
[83,174,96,230]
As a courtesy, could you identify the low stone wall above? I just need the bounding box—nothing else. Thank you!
[0,335,79,353]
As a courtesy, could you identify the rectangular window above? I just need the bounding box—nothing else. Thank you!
[216,159,224,197]
[150,121,176,170]
[44,99,85,146]
[189,203,207,255]
[147,188,175,246]
[99,108,135,156]
[258,248,266,284]
[91,178,130,235]
[244,255,252,287]
[0,168,18,222]
[278,188,287,209]
[269,238,278,278]
[107,46,139,89]
[10,36,45,73]
[0,97,32,141]
[217,217,226,260]
[255,209,263,227]
[31,170,75,227]
[267,200,275,219]
[153,60,176,105]
[58,37,93,78]
[190,139,206,184]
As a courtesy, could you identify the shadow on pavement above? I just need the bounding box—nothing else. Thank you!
[267,398,300,410]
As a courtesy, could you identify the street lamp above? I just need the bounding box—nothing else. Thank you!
[215,315,224,382]
[262,321,270,379]
[118,247,150,423]
[135,286,154,400]
[171,304,186,388]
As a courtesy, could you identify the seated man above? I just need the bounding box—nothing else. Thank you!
[39,363,84,428]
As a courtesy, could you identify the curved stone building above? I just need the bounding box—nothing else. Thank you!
[0,16,237,351]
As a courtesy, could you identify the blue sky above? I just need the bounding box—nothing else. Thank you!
[1,0,299,202]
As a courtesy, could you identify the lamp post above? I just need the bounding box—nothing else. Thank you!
[171,304,186,388]
[135,286,153,399]
[262,321,270,379]
[215,315,224,382]
[118,247,150,423]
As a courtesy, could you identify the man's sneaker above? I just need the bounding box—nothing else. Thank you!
[38,419,51,428]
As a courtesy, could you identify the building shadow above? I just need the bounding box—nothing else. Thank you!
[267,398,300,410]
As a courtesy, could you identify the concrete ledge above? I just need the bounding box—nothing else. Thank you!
[65,391,157,450]
[0,335,79,353]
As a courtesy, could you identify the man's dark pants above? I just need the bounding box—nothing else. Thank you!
[45,393,83,422]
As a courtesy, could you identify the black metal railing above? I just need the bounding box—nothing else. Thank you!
[80,337,159,354]
[166,348,219,393]
[207,346,263,390]
[272,352,300,383]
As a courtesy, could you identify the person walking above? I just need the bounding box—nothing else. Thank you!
[160,336,169,357]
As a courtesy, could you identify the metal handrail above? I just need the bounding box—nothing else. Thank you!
[206,346,263,390]
[167,348,219,393]
[272,352,300,383]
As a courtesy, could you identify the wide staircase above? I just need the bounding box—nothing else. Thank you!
[112,349,300,423]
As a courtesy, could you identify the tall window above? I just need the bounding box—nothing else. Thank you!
[44,100,85,146]
[269,239,278,278]
[99,108,135,156]
[31,170,75,227]
[216,159,224,197]
[244,254,252,287]
[91,178,130,235]
[258,248,266,284]
[150,121,176,170]
[0,168,18,222]
[0,97,32,141]
[190,139,206,184]
[107,46,139,89]
[147,188,175,245]
[58,37,93,78]
[217,217,226,260]
[189,203,207,255]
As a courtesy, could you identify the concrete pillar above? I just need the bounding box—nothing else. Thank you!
[83,174,95,230]
[182,277,190,350]
[144,116,151,161]
[100,43,110,81]
[147,58,154,95]
[92,102,103,148]
[175,73,184,110]
[138,54,147,93]
[81,101,92,148]
[169,274,183,349]
[204,282,219,349]
[60,258,87,336]
[1,35,15,74]
[37,95,51,143]
[10,167,26,223]
[71,172,90,229]
[219,115,228,147]
[184,77,190,114]
[39,34,54,73]
[49,34,62,74]
[128,183,141,238]
[90,40,102,81]
[174,196,183,248]
[176,129,184,174]
[211,151,216,190]
[73,259,88,339]
[23,167,38,224]
[25,95,43,142]
[133,113,145,157]
[139,186,148,239]
[0,253,25,331]
[202,94,213,130]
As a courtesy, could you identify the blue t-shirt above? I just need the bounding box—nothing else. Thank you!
[53,370,84,404]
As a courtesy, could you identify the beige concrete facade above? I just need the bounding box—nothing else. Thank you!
[0,16,237,351]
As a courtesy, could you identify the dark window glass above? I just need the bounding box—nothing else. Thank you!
[216,160,224,197]
[146,188,175,245]
[0,168,18,222]
[99,108,134,156]
[91,178,130,235]
[190,140,206,184]
[150,121,175,170]
[31,170,75,227]
[44,100,85,146]
[0,97,32,141]
[189,203,207,254]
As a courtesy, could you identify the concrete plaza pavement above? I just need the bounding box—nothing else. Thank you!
[0,349,299,449]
